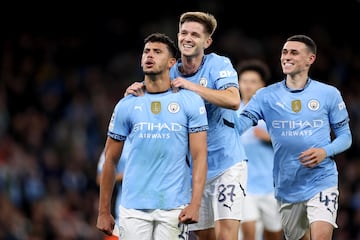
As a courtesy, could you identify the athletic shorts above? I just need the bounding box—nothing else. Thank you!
[119,205,191,240]
[278,186,339,240]
[189,161,248,231]
[241,193,282,232]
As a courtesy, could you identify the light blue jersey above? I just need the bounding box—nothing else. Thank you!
[108,88,208,210]
[236,79,352,203]
[237,103,274,195]
[171,53,247,181]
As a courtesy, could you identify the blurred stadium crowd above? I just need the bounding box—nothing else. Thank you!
[1,2,360,239]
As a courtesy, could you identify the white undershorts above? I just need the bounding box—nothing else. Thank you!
[189,161,248,231]
[279,186,338,240]
[119,205,191,240]
[241,192,282,232]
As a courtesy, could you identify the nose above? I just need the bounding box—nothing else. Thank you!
[146,51,154,58]
[182,33,192,41]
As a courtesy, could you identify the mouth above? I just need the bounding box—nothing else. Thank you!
[145,60,154,67]
[182,44,193,49]
[283,62,293,67]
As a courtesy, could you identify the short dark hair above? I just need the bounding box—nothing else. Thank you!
[287,34,317,54]
[236,59,271,85]
[144,33,178,58]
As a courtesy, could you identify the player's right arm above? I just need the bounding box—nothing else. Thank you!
[96,137,124,235]
[179,129,208,224]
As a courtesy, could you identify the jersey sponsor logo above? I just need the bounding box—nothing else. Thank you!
[139,133,170,139]
[280,130,313,136]
[168,102,180,113]
[135,122,183,139]
[151,101,161,114]
[134,122,183,131]
[272,120,324,129]
[308,99,320,111]
[272,119,324,137]
[291,100,301,112]
[199,106,206,114]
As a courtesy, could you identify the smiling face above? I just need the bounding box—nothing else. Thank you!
[177,21,212,58]
[280,41,316,77]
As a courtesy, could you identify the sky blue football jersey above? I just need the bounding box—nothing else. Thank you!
[171,53,248,181]
[236,79,351,203]
[108,88,208,209]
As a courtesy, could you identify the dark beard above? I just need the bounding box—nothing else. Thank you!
[144,70,160,80]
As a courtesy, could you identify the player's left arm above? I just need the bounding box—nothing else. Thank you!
[299,123,352,168]
[323,121,352,157]
[322,93,353,157]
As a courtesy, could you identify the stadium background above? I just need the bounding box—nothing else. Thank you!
[0,1,359,239]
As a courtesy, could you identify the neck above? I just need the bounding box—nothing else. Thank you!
[144,76,171,93]
[180,54,204,75]
[286,74,309,90]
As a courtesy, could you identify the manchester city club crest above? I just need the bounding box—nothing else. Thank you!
[199,77,208,87]
[308,99,320,111]
[168,102,180,113]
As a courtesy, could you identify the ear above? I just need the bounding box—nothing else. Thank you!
[169,57,176,68]
[204,37,213,49]
[308,53,316,65]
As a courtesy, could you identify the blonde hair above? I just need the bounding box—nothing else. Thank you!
[179,11,217,37]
